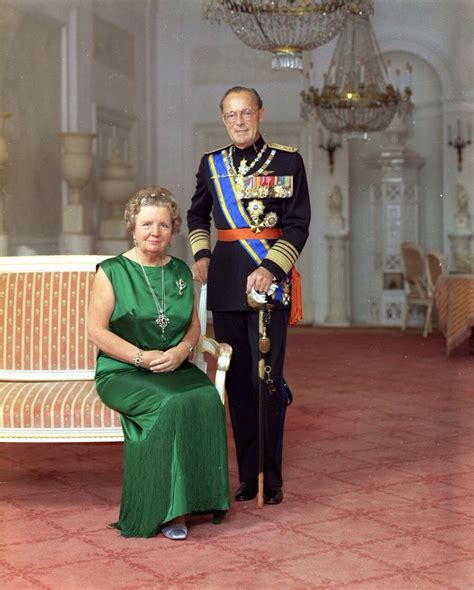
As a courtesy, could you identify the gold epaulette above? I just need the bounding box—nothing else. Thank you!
[203,143,233,155]
[268,142,298,153]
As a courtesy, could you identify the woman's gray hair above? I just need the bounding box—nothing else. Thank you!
[123,186,182,235]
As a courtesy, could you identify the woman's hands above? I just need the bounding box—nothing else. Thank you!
[143,344,189,373]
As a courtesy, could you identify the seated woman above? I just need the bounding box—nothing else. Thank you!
[88,186,229,540]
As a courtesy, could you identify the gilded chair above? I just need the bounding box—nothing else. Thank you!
[400,242,433,337]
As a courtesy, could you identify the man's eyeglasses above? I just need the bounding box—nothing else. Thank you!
[223,108,260,124]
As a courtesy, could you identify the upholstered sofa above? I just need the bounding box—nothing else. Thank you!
[0,255,231,443]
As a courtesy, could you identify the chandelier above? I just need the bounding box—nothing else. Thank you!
[300,1,412,138]
[203,0,352,71]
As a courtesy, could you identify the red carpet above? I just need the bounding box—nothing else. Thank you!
[1,330,474,589]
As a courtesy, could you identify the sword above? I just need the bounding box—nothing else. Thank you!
[247,285,275,509]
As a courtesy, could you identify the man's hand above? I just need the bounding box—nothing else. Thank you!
[246,267,274,294]
[191,257,210,284]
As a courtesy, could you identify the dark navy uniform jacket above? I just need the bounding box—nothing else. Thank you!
[187,135,311,311]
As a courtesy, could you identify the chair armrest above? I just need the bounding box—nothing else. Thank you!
[197,336,232,405]
[200,336,232,369]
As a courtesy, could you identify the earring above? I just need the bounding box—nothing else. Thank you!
[133,234,137,245]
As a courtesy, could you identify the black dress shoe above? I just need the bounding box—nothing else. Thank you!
[234,481,258,501]
[263,487,283,505]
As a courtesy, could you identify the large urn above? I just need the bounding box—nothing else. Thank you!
[58,132,96,204]
[97,144,135,254]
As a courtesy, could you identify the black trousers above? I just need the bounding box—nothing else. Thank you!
[212,310,290,489]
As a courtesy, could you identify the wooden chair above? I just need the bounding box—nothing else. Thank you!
[425,249,446,292]
[400,242,433,337]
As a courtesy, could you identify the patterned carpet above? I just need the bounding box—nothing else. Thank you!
[1,329,474,589]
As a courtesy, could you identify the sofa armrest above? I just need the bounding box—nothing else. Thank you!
[195,337,232,405]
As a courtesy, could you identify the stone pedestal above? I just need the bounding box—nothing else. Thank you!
[325,230,350,326]
[58,132,96,254]
[62,202,86,233]
[448,229,473,272]
[59,201,94,254]
[59,233,94,254]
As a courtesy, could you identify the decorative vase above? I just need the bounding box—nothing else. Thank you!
[96,143,135,254]
[58,132,96,204]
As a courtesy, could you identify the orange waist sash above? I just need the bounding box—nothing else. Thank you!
[217,228,283,241]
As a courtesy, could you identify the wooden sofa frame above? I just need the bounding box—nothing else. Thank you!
[0,255,231,443]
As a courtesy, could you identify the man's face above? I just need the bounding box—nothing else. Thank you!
[221,91,265,149]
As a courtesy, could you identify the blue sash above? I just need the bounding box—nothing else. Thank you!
[208,151,271,266]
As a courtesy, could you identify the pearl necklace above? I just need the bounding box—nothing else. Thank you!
[135,248,170,337]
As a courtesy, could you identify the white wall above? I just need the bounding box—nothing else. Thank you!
[5,0,157,249]
[3,0,474,325]
[0,2,61,253]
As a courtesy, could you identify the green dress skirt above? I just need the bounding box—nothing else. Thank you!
[95,255,229,538]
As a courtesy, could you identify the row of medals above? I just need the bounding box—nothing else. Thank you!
[224,144,279,234]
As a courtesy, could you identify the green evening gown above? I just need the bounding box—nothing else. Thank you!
[94,255,229,538]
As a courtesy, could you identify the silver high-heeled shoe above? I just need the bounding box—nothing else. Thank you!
[161,523,188,540]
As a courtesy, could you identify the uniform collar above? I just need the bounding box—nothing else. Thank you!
[232,135,265,158]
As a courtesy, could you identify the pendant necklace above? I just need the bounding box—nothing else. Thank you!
[136,248,170,336]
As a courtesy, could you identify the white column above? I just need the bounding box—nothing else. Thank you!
[59,5,95,254]
[324,185,350,326]
[325,231,350,326]
[0,113,12,255]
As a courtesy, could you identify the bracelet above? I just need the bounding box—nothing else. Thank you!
[134,349,144,367]
[180,339,194,356]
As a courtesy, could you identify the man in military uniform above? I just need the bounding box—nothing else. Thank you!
[187,86,310,505]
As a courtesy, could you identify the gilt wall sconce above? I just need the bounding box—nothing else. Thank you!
[319,128,341,174]
[448,119,472,172]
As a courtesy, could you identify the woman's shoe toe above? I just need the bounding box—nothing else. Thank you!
[162,523,188,540]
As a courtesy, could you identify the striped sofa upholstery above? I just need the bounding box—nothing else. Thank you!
[0,255,123,442]
[0,256,232,443]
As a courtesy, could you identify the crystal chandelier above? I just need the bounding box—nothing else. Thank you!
[203,0,352,71]
[300,1,412,138]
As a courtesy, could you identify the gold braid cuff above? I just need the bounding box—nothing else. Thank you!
[264,239,299,275]
[189,229,211,256]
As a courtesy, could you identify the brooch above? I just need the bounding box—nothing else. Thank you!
[176,279,186,295]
